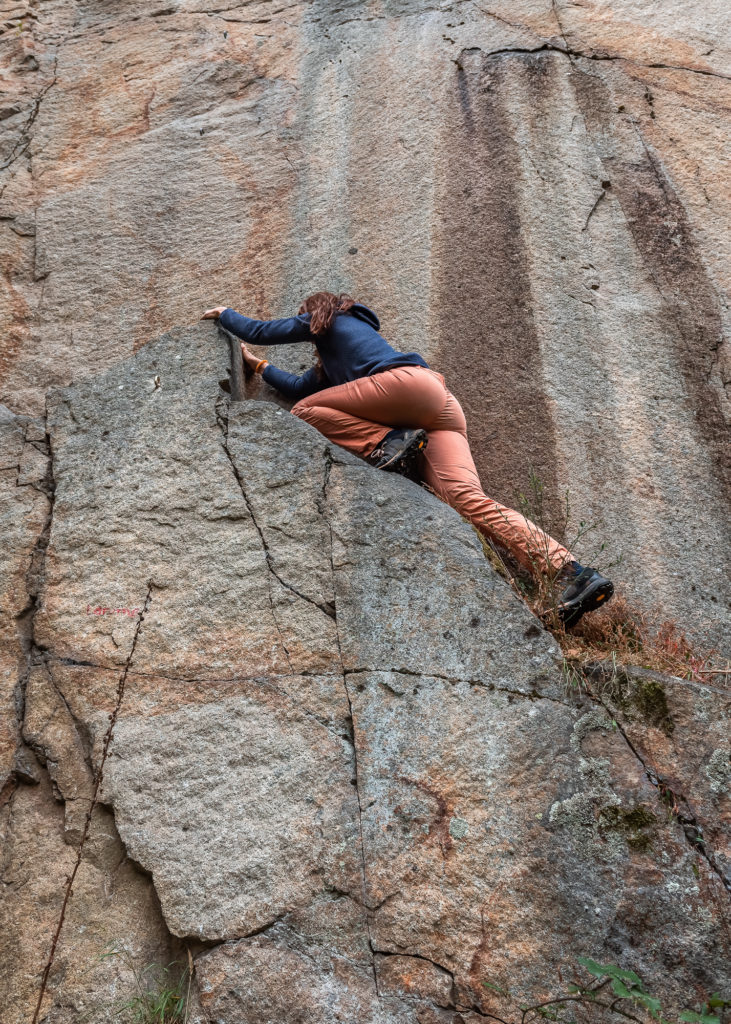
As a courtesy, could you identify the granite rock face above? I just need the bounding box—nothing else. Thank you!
[0,326,728,1022]
[0,0,729,646]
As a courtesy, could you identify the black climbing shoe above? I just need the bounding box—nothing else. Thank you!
[366,428,428,476]
[557,565,614,628]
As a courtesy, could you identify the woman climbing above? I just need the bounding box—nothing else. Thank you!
[202,291,613,627]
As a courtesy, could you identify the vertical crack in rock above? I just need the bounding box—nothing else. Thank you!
[319,448,380,999]
[0,56,58,173]
[11,410,56,808]
[590,686,731,895]
[30,583,154,1024]
[550,0,572,59]
[216,402,336,620]
[581,186,607,232]
[215,400,294,672]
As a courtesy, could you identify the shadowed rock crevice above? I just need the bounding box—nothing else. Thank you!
[0,407,48,828]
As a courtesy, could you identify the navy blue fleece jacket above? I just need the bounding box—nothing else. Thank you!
[218,304,429,402]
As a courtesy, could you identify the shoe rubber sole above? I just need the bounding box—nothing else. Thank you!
[378,430,428,472]
[559,577,614,628]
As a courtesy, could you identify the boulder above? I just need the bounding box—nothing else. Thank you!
[1,325,727,1022]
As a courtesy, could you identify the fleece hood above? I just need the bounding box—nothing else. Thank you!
[349,303,380,331]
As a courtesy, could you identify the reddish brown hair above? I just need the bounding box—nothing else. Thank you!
[298,291,356,335]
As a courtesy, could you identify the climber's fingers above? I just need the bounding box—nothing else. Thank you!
[201,306,227,320]
[240,343,261,370]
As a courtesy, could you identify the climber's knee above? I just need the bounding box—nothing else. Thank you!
[291,399,314,421]
[441,482,487,518]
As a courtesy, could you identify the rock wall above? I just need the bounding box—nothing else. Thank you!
[0,325,728,1022]
[1,0,729,644]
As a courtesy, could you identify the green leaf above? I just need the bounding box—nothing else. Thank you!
[482,981,509,996]
[577,957,612,978]
[634,993,662,1014]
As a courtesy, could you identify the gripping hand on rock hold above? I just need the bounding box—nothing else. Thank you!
[239,343,267,373]
[202,306,267,373]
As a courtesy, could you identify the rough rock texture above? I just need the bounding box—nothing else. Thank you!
[0,0,729,646]
[0,326,728,1022]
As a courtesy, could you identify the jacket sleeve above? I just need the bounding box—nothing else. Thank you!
[261,363,330,402]
[219,307,312,344]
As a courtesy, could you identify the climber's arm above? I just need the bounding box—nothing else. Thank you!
[237,340,328,401]
[261,364,329,402]
[218,308,312,344]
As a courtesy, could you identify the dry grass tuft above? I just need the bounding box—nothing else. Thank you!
[542,592,727,685]
[470,478,728,687]
[473,530,727,685]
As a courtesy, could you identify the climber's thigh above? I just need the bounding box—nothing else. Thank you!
[420,427,483,504]
[293,365,448,430]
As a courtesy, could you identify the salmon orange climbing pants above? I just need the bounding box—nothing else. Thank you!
[291,364,573,576]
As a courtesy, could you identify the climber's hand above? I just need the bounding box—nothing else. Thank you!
[240,343,263,371]
[201,306,227,320]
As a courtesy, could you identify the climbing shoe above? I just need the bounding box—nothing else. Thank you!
[366,428,428,476]
[557,565,614,628]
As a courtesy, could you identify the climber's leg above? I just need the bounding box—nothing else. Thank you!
[291,365,446,458]
[420,391,573,577]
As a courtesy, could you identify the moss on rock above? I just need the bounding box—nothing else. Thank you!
[598,804,658,852]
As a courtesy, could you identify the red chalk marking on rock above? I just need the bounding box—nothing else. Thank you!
[86,605,141,617]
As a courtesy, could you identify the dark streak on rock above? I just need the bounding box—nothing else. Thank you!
[569,68,731,502]
[434,50,563,530]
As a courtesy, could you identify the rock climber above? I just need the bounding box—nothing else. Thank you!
[202,292,613,627]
